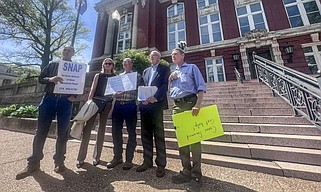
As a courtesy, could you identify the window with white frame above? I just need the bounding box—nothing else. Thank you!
[197,0,218,8]
[302,44,321,74]
[283,0,321,27]
[167,3,186,50]
[197,0,223,44]
[117,13,132,53]
[236,2,269,36]
[205,57,226,82]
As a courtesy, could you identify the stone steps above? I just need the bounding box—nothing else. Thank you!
[90,80,321,181]
[89,130,321,166]
[82,139,321,182]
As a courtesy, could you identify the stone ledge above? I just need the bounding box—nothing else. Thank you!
[0,117,57,137]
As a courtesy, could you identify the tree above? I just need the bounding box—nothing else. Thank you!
[0,0,90,69]
[115,49,169,75]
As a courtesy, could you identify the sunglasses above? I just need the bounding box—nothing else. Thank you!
[104,62,113,66]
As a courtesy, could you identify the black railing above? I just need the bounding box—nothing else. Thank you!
[253,54,321,130]
[234,67,243,84]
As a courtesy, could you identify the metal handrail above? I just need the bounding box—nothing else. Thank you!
[234,67,243,84]
[253,54,321,130]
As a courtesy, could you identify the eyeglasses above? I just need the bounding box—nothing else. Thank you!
[104,63,113,66]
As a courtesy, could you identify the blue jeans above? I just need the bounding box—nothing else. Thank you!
[27,93,72,166]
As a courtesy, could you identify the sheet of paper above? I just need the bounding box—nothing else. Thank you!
[137,86,158,101]
[172,105,224,147]
[104,72,137,95]
[53,61,87,94]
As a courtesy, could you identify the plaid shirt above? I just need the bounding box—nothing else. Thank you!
[116,71,139,102]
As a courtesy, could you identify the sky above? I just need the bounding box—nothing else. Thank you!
[0,0,101,65]
[68,0,101,63]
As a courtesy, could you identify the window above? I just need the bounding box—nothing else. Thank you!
[197,0,218,8]
[236,2,268,36]
[302,44,321,74]
[205,57,225,82]
[167,3,186,50]
[117,13,132,53]
[2,79,11,86]
[197,0,223,44]
[6,67,11,73]
[283,0,321,27]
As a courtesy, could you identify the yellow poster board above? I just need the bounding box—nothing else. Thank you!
[172,105,224,147]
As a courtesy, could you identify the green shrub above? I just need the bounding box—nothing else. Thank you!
[115,49,169,74]
[0,104,38,118]
[0,104,19,117]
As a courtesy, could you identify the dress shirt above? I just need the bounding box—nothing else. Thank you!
[148,64,159,86]
[169,62,206,99]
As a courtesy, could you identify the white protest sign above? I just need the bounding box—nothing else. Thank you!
[105,72,137,95]
[53,61,87,94]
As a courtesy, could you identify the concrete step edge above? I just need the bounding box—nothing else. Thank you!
[76,140,321,182]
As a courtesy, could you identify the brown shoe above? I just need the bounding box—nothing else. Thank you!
[16,164,40,180]
[156,167,165,178]
[136,163,152,172]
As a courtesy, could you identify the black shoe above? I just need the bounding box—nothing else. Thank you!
[54,165,66,173]
[106,158,123,169]
[16,164,40,180]
[136,163,152,172]
[186,178,202,192]
[156,167,165,178]
[172,171,192,184]
[76,161,84,169]
[123,161,133,170]
[93,160,100,166]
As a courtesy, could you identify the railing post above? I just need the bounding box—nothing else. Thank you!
[316,74,321,91]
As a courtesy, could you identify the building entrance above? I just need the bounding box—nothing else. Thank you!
[247,46,273,79]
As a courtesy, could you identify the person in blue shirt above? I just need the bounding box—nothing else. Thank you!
[169,48,206,192]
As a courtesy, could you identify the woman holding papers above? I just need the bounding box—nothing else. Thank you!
[76,58,116,168]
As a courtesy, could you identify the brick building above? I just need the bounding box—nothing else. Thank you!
[89,0,321,82]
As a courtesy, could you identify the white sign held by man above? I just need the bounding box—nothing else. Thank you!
[105,72,137,95]
[53,61,87,94]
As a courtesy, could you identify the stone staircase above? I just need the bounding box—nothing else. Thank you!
[90,80,321,181]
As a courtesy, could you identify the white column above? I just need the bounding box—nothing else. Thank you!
[104,12,114,55]
[131,1,139,48]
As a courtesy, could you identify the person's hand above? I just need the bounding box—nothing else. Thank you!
[192,105,201,116]
[115,91,124,98]
[142,101,149,105]
[67,95,77,102]
[49,76,63,84]
[169,72,178,81]
[147,96,157,103]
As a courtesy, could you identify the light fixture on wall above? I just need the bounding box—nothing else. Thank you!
[178,40,187,50]
[284,43,294,63]
[111,10,120,59]
[232,51,240,69]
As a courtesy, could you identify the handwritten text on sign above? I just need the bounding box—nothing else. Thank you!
[53,61,87,94]
[172,105,224,147]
